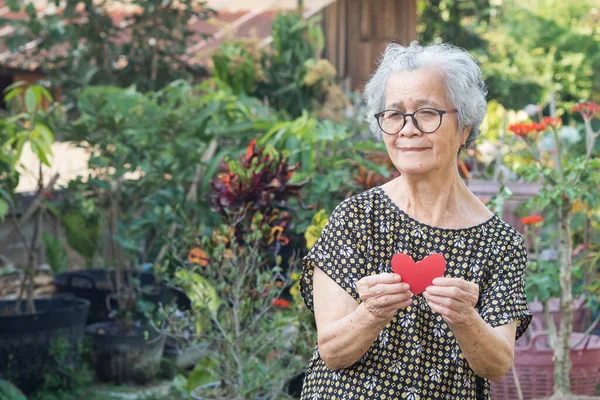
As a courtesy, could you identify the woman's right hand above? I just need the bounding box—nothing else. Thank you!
[356,273,413,320]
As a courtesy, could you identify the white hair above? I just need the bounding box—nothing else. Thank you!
[363,41,487,148]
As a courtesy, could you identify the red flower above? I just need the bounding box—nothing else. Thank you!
[272,298,291,308]
[508,122,546,141]
[572,102,600,121]
[521,215,544,225]
[542,117,562,128]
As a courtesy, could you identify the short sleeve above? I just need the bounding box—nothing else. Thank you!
[300,200,368,313]
[478,236,532,340]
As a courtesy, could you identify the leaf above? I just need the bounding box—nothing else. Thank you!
[25,88,36,113]
[38,86,54,104]
[30,84,43,106]
[42,233,68,274]
[175,270,221,316]
[187,360,217,393]
[0,199,8,222]
[3,81,27,93]
[35,123,55,146]
[30,137,52,166]
[24,2,36,17]
[4,88,23,104]
[61,212,101,260]
[14,132,28,166]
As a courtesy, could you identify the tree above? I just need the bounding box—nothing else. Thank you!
[2,0,215,102]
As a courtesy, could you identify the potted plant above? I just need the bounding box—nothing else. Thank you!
[491,102,600,399]
[182,230,308,400]
[159,139,313,398]
[56,86,173,384]
[58,81,263,383]
[0,82,90,394]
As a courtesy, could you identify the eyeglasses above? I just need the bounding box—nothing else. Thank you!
[374,107,458,135]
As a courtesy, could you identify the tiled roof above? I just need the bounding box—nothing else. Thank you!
[0,0,334,72]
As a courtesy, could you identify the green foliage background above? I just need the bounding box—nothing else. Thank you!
[418,0,600,110]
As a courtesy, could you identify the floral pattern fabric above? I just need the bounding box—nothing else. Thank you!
[300,186,532,399]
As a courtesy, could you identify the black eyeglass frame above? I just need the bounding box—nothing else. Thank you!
[374,107,458,135]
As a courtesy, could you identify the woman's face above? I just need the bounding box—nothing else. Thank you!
[381,68,469,177]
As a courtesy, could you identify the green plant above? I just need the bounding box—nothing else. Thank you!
[56,190,102,268]
[178,230,305,400]
[41,233,68,274]
[0,379,27,400]
[156,137,318,398]
[212,40,265,96]
[209,138,310,256]
[57,80,273,329]
[509,103,600,397]
[256,13,331,118]
[0,82,59,314]
[1,0,216,99]
[256,112,394,233]
[29,337,93,400]
[418,0,600,110]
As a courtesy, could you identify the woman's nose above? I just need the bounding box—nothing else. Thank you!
[399,116,422,137]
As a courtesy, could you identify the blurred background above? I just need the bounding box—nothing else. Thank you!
[0,1,599,399]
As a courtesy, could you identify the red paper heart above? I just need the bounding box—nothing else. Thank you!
[391,253,447,295]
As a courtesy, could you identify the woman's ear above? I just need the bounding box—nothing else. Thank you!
[461,126,471,146]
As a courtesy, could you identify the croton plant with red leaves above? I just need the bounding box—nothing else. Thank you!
[210,138,310,250]
[349,149,401,194]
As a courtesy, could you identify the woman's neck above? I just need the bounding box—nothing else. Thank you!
[388,169,470,227]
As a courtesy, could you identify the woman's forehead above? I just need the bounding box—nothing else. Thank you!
[385,70,446,107]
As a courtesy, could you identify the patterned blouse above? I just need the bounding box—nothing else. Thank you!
[300,186,532,400]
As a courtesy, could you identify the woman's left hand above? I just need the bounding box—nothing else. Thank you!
[423,277,479,327]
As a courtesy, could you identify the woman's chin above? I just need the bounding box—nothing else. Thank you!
[393,160,435,176]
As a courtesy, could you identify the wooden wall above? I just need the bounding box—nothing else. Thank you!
[320,0,418,91]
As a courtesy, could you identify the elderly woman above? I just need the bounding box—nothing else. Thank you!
[300,42,532,399]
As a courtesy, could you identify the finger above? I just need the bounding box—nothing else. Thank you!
[423,293,463,310]
[366,282,412,298]
[370,292,413,307]
[360,283,411,302]
[424,285,469,299]
[381,298,414,314]
[432,277,474,290]
[359,273,402,288]
[427,297,478,326]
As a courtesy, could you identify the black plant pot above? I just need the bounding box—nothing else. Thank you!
[85,321,166,384]
[54,269,191,323]
[0,297,90,394]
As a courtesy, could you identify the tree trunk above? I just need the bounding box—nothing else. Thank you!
[552,199,573,397]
